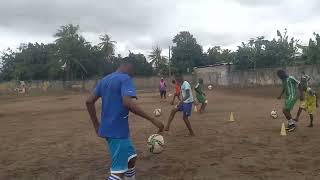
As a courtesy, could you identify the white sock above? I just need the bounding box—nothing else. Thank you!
[124,168,136,180]
[108,174,122,180]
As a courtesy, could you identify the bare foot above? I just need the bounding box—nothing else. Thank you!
[308,124,313,128]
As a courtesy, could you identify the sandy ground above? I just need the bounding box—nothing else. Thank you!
[1,87,320,180]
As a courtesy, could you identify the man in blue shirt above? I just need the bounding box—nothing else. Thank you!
[86,59,164,180]
[165,76,195,136]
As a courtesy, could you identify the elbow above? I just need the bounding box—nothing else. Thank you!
[85,99,93,106]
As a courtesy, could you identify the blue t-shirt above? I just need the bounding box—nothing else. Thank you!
[94,72,136,138]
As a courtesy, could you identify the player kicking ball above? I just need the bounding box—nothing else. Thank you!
[194,78,207,113]
[165,76,195,136]
[295,83,318,127]
[277,70,300,132]
[86,59,164,180]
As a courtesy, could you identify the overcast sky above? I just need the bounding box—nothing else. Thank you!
[1,0,320,57]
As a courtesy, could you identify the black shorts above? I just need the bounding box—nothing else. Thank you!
[160,91,166,98]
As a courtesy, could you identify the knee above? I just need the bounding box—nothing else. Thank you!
[282,108,287,114]
[128,157,137,168]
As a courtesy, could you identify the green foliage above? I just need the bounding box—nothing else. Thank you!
[128,52,153,76]
[1,27,320,82]
[171,31,204,73]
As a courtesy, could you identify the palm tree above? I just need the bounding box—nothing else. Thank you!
[149,46,164,67]
[149,46,168,75]
[54,24,87,81]
[98,34,116,59]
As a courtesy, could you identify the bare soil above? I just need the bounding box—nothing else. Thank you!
[1,87,320,180]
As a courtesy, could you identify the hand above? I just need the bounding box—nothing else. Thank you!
[94,122,100,137]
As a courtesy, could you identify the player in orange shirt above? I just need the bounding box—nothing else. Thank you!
[170,79,181,105]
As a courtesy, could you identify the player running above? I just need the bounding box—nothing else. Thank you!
[85,59,164,180]
[277,70,300,132]
[194,78,207,113]
[165,76,195,136]
[170,79,181,105]
[294,74,318,127]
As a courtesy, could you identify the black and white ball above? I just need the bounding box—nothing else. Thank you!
[270,110,278,119]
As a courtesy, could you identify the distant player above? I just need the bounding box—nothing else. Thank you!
[170,79,181,105]
[294,75,318,127]
[85,59,164,180]
[165,76,195,136]
[194,78,207,113]
[277,70,300,132]
[159,77,167,99]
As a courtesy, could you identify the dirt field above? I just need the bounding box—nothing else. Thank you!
[1,87,320,180]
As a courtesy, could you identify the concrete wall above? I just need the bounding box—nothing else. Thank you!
[194,65,320,87]
[0,75,193,94]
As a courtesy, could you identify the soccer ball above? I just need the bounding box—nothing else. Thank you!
[153,108,161,117]
[147,134,165,154]
[205,100,208,104]
[270,110,278,119]
[208,85,213,90]
[168,93,173,97]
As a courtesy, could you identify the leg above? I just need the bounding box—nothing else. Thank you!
[294,108,303,122]
[283,108,292,120]
[164,91,166,99]
[283,108,296,132]
[183,115,195,136]
[171,95,176,105]
[160,91,163,99]
[200,102,207,113]
[177,94,181,101]
[308,114,314,127]
[165,107,179,131]
[125,156,137,180]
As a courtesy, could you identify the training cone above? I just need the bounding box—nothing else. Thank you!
[229,112,235,122]
[280,123,287,136]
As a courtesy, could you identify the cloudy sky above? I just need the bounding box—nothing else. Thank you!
[0,0,320,57]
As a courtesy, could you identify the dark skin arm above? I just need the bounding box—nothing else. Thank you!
[316,93,319,108]
[278,88,285,99]
[298,84,304,101]
[85,94,100,136]
[123,96,164,132]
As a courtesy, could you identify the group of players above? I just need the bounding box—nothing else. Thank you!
[277,70,318,132]
[85,60,317,180]
[158,76,208,137]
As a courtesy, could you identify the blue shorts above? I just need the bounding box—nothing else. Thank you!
[177,102,193,117]
[106,138,137,174]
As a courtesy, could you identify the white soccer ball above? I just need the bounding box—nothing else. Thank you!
[147,134,165,154]
[153,108,161,117]
[205,100,208,104]
[208,85,213,90]
[270,110,278,119]
[168,93,173,97]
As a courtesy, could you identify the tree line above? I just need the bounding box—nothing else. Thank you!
[1,25,320,81]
